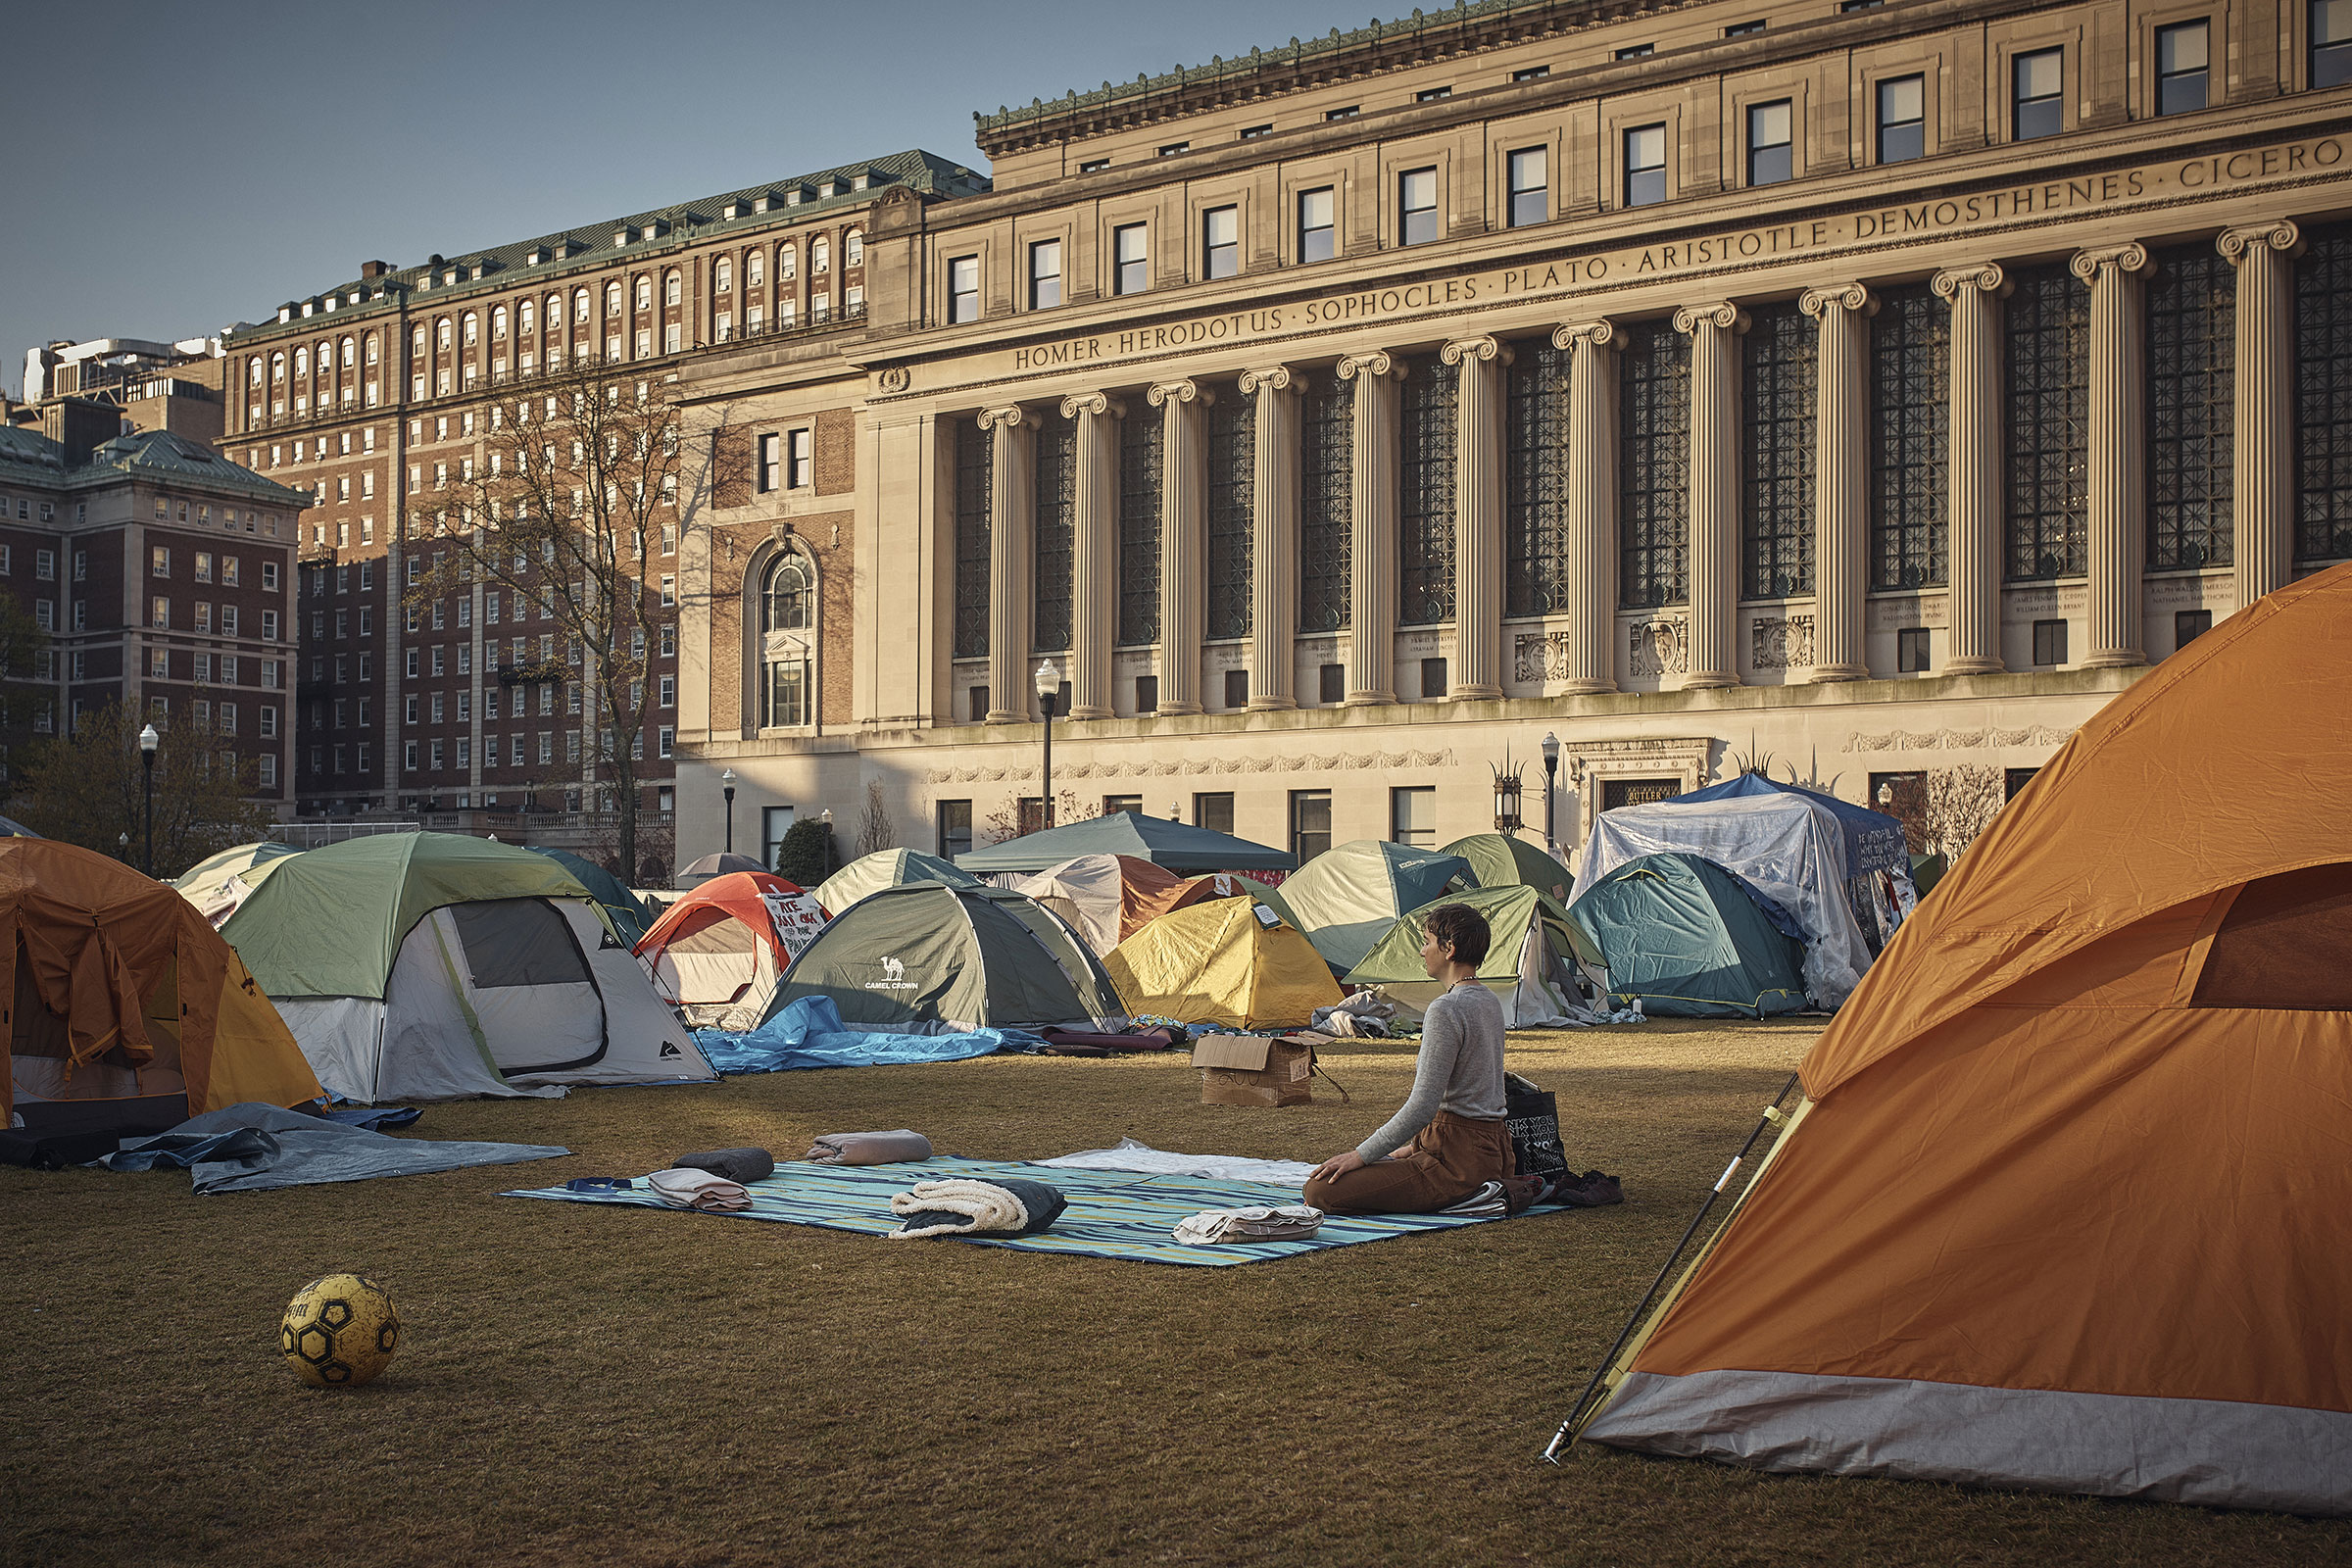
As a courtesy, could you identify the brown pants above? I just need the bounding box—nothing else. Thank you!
[1303,1110,1513,1216]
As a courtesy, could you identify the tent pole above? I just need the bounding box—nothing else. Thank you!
[1542,1069,1801,1463]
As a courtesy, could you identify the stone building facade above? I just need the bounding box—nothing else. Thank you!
[677,0,2352,869]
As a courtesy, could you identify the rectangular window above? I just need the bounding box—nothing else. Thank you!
[1505,336,1573,617]
[955,419,994,662]
[2156,22,2208,114]
[1118,400,1163,650]
[1158,140,1191,156]
[1416,85,1451,102]
[1079,157,1111,173]
[1134,674,1158,712]
[1746,100,1792,185]
[1112,223,1149,296]
[2320,0,2352,87]
[1240,123,1273,140]
[1398,354,1458,626]
[1742,302,1817,600]
[788,428,812,489]
[1870,283,1950,590]
[1319,663,1346,705]
[1420,657,1448,699]
[1513,65,1549,81]
[1290,790,1333,862]
[2146,244,2234,570]
[947,255,981,323]
[1896,626,1932,673]
[151,546,170,578]
[1624,124,1667,206]
[1194,792,1235,836]
[1615,42,1653,59]
[936,800,972,860]
[2292,222,2352,564]
[1506,147,1547,226]
[1878,74,1926,164]
[967,684,990,723]
[151,596,170,629]
[1298,187,1336,264]
[1202,206,1240,280]
[2032,618,2069,666]
[2175,609,2213,649]
[1324,106,1358,121]
[2005,265,2090,580]
[1206,393,1255,639]
[1298,379,1353,635]
[758,432,780,493]
[1028,239,1062,309]
[1621,320,1690,610]
[2013,48,2063,139]
[1223,667,1250,710]
[1398,168,1439,246]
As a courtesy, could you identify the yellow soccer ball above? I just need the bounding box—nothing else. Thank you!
[280,1273,400,1389]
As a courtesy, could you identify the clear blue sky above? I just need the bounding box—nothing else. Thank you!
[3,0,1401,397]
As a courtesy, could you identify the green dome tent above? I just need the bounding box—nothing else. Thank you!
[222,832,711,1102]
[528,847,654,948]
[1280,840,1472,974]
[1443,833,1573,909]
[1346,883,1600,1028]
[1568,853,1807,1018]
[813,849,980,915]
[760,882,1124,1033]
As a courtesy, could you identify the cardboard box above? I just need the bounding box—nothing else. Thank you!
[1193,1034,1316,1107]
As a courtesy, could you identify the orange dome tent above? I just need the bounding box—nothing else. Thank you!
[1569,565,2352,1513]
[4,840,322,1144]
[634,871,827,1028]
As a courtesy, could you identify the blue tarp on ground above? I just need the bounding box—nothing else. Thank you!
[693,995,1038,1074]
[102,1103,569,1193]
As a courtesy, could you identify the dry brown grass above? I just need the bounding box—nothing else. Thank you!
[6,1022,2346,1568]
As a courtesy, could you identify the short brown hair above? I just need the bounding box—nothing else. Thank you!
[1423,903,1492,967]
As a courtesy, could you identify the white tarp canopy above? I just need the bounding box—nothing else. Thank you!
[1572,792,1873,1006]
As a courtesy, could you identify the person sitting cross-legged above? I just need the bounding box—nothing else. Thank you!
[1304,903,1511,1215]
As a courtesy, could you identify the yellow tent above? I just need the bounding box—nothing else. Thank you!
[1103,899,1342,1030]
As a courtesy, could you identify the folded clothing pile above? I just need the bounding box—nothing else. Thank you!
[805,1129,932,1165]
[1310,992,1397,1039]
[1171,1205,1325,1246]
[647,1168,754,1211]
[887,1177,1066,1240]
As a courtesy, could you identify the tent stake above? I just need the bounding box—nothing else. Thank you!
[1542,1070,1802,1463]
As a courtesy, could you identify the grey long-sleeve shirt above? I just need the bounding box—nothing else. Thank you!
[1354,982,1508,1162]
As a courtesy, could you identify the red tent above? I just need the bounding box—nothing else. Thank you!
[633,871,827,1027]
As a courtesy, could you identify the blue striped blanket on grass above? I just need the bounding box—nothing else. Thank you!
[504,1156,1526,1266]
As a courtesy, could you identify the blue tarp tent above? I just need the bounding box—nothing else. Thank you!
[1665,775,1909,874]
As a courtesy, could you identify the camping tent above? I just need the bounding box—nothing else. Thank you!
[1347,884,1599,1028]
[1279,840,1472,974]
[1102,897,1342,1029]
[1572,790,1876,1006]
[954,811,1295,875]
[1011,855,1192,956]
[1567,854,1808,1018]
[676,851,766,889]
[813,849,978,915]
[4,840,322,1141]
[634,871,827,1029]
[1444,833,1573,908]
[1574,564,2352,1514]
[529,847,654,948]
[1177,871,1303,929]
[1663,775,1916,951]
[172,840,305,926]
[222,833,711,1103]
[761,882,1124,1033]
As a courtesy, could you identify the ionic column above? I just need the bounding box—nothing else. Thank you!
[1060,390,1123,719]
[1799,283,1875,681]
[1552,320,1619,694]
[2218,220,2300,610]
[1933,263,2007,673]
[1674,302,1745,690]
[1337,350,1402,705]
[1148,379,1208,714]
[1239,366,1302,710]
[2074,242,2151,668]
[978,404,1037,721]
[1442,335,1509,700]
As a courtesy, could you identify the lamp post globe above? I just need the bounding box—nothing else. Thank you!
[1032,658,1063,832]
[1540,731,1561,853]
[137,723,160,877]
[720,767,737,855]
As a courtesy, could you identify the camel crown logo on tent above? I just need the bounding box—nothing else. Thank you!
[865,956,916,990]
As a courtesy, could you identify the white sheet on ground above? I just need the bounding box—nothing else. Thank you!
[1034,1136,1317,1186]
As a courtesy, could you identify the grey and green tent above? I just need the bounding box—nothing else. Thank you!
[222,832,710,1102]
[953,811,1294,875]
[1280,839,1473,974]
[529,847,654,948]
[760,881,1124,1033]
[1347,883,1601,1028]
[1443,833,1572,909]
[813,848,979,915]
[1567,853,1807,1018]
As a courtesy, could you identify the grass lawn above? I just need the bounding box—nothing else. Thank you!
[6,1021,2346,1568]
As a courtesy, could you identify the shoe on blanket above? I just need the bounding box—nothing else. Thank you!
[1554,1170,1625,1207]
[1440,1181,1508,1217]
[1497,1174,1547,1214]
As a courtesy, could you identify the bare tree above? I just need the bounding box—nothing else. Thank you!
[858,780,896,855]
[1921,762,2007,861]
[405,360,679,879]
[12,700,273,877]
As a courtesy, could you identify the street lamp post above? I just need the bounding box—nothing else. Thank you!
[1541,731,1561,854]
[1033,658,1062,832]
[721,768,737,854]
[138,723,159,877]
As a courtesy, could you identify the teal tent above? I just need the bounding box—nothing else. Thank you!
[1278,840,1472,973]
[954,812,1293,875]
[529,847,653,947]
[1568,853,1808,1018]
[761,882,1124,1032]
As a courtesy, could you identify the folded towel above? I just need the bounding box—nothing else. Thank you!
[887,1176,1066,1240]
[646,1168,753,1211]
[805,1129,933,1165]
[673,1146,775,1184]
[1172,1204,1325,1246]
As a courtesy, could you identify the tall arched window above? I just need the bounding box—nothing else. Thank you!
[606,280,622,316]
[636,276,653,310]
[714,257,732,293]
[491,305,508,339]
[294,347,309,375]
[778,242,797,280]
[271,352,286,382]
[748,250,764,288]
[811,235,831,273]
[519,300,535,335]
[365,331,378,365]
[761,552,813,728]
[462,312,479,346]
[437,318,452,349]
[340,336,355,367]
[248,357,263,386]
[317,341,331,375]
[845,229,863,266]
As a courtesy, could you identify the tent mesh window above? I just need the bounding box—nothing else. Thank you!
[1620,318,1690,609]
[2191,861,2352,1010]
[1205,387,1255,640]
[1869,281,1948,589]
[1031,410,1076,654]
[1741,300,1817,600]
[2003,263,2090,581]
[952,419,992,659]
[1505,334,1573,616]
[1116,407,1162,646]
[1298,377,1353,633]
[2146,243,2234,570]
[2293,220,2352,564]
[1398,353,1458,625]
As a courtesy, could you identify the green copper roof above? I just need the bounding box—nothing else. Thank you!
[0,423,308,506]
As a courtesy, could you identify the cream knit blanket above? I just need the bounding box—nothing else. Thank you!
[885,1178,1032,1240]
